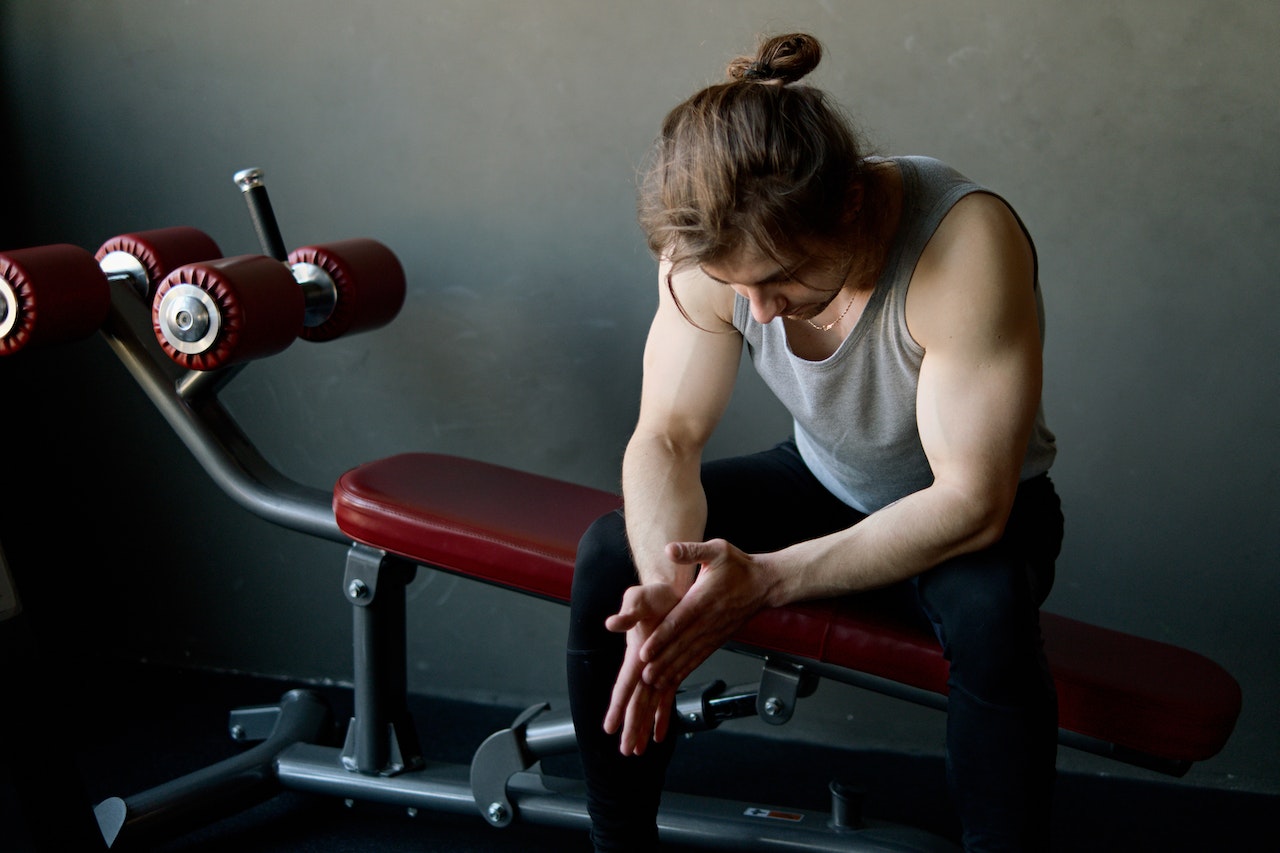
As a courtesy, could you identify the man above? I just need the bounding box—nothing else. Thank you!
[568,33,1062,852]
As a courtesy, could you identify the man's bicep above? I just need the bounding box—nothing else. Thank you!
[917,333,1041,500]
[914,194,1042,483]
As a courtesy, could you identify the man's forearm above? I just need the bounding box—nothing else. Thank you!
[762,479,1011,608]
[621,434,708,591]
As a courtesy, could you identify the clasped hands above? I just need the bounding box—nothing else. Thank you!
[602,537,771,755]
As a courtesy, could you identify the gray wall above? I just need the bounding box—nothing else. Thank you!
[2,0,1275,796]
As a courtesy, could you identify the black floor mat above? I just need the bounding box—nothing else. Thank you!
[2,659,1274,852]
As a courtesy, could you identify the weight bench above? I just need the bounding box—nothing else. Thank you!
[0,170,1241,851]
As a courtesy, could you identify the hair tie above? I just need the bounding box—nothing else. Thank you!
[743,61,774,81]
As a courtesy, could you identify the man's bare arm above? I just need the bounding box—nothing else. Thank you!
[638,193,1044,687]
[603,260,742,753]
[621,261,742,590]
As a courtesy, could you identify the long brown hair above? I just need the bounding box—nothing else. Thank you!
[638,33,876,280]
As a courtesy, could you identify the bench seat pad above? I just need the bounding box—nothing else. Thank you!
[333,452,1241,764]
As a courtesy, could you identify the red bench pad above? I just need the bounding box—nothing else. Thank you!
[334,452,1240,764]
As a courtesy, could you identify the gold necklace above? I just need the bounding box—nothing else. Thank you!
[806,288,860,332]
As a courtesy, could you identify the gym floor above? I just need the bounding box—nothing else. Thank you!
[3,653,1276,853]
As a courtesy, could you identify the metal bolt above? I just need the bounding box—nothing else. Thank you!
[229,724,246,741]
[164,294,210,341]
[406,807,418,818]
[348,579,369,599]
[233,167,265,191]
[487,802,508,823]
[763,697,784,717]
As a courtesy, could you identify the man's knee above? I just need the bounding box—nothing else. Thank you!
[569,511,634,649]
[918,555,1047,700]
[573,511,632,594]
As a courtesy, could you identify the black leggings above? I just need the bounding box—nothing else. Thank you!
[567,439,1064,852]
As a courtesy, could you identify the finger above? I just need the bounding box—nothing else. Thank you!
[647,643,706,691]
[644,620,723,690]
[621,688,656,755]
[606,585,671,634]
[604,650,645,734]
[638,582,711,662]
[603,588,644,634]
[638,607,684,661]
[666,540,712,565]
[651,687,677,744]
[604,611,639,633]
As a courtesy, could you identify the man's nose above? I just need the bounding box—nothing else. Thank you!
[742,287,784,324]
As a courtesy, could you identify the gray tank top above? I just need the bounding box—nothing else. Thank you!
[732,156,1057,513]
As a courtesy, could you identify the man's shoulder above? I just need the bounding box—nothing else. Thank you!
[885,155,969,185]
[663,262,739,332]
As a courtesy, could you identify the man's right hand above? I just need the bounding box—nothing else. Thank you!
[603,582,682,755]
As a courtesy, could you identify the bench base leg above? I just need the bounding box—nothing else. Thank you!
[93,688,332,850]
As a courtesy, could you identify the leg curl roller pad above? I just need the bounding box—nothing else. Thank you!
[287,239,406,342]
[95,226,223,301]
[153,255,303,371]
[0,244,110,355]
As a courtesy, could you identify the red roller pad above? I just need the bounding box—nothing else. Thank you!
[287,239,406,342]
[95,226,223,299]
[152,255,303,371]
[334,451,1242,765]
[0,244,110,355]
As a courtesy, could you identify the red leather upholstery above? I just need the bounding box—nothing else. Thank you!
[152,255,303,370]
[334,453,619,601]
[334,452,1241,765]
[95,227,223,298]
[0,244,110,354]
[288,239,405,342]
[1043,612,1241,763]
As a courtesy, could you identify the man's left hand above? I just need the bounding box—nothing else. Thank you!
[638,538,772,691]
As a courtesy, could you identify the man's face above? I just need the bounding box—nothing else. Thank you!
[700,244,849,326]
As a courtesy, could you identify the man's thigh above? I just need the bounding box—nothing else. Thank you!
[701,439,865,553]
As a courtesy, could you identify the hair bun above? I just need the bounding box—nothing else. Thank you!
[727,33,823,84]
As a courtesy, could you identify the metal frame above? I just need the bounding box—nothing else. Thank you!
[87,286,963,851]
[1,169,1235,851]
